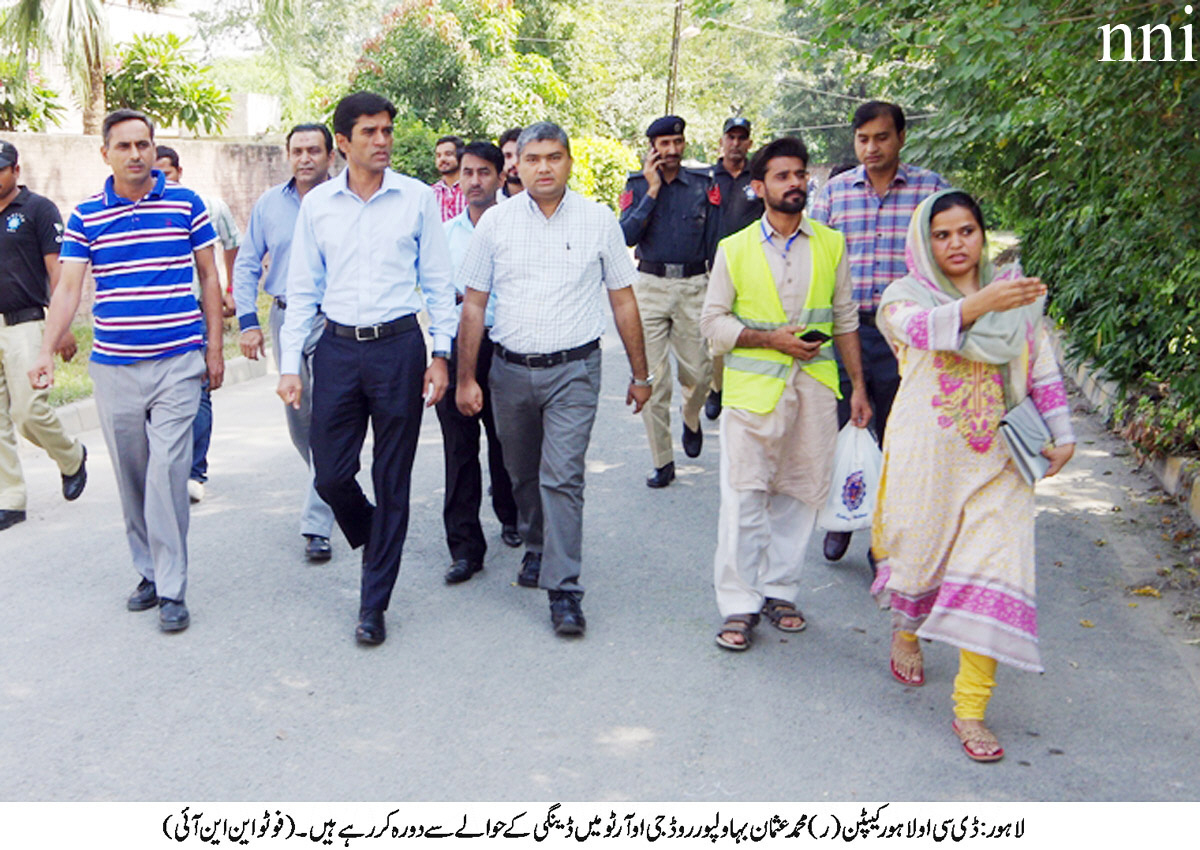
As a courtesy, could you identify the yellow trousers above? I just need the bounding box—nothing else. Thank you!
[897,632,997,720]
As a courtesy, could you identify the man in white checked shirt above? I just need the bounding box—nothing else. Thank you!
[455,122,651,637]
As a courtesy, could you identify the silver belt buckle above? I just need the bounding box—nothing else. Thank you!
[355,323,380,341]
[664,263,685,278]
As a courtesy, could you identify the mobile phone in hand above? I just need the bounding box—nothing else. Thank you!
[798,329,830,343]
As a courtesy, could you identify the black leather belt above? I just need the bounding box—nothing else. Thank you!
[638,260,706,278]
[327,314,418,341]
[1,306,45,327]
[274,296,287,310]
[858,310,877,329]
[496,339,598,369]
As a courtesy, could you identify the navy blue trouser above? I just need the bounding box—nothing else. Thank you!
[435,336,518,563]
[189,379,211,482]
[310,323,425,612]
[835,322,900,444]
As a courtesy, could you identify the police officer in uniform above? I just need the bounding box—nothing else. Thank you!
[705,116,764,420]
[0,140,87,531]
[619,115,720,488]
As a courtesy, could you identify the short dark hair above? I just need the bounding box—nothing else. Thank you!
[516,122,570,157]
[749,136,809,181]
[436,134,465,159]
[851,100,906,134]
[461,141,504,175]
[830,161,858,178]
[102,108,154,145]
[287,123,333,153]
[929,190,986,234]
[154,145,180,169]
[498,127,523,148]
[332,92,396,140]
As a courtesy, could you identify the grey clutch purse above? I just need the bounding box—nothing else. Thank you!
[999,395,1052,486]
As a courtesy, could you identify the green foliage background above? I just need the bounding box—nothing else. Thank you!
[105,33,232,134]
[803,0,1200,455]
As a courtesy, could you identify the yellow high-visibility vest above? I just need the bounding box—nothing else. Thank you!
[721,219,844,414]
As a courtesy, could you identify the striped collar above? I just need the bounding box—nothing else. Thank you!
[102,170,167,207]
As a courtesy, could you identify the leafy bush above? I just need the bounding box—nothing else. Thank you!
[389,116,444,184]
[105,33,232,135]
[804,0,1200,456]
[0,60,64,131]
[568,136,639,211]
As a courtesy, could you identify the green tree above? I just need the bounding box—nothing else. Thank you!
[0,57,64,131]
[105,33,232,135]
[3,0,172,134]
[803,0,1200,454]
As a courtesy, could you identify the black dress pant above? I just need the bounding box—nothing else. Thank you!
[435,336,518,562]
[310,323,424,612]
[836,321,901,443]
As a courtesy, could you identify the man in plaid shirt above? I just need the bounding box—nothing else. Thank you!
[810,101,949,564]
[431,135,466,222]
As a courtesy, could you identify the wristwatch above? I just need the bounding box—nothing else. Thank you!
[432,350,450,361]
[630,373,654,388]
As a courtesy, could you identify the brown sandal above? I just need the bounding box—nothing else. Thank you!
[761,597,807,632]
[715,614,759,651]
[952,719,1005,763]
[890,632,925,686]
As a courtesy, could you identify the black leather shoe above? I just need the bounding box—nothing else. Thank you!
[445,558,483,584]
[356,609,386,645]
[501,523,523,548]
[62,445,87,501]
[646,462,675,488]
[158,598,189,632]
[682,422,702,458]
[705,389,722,420]
[517,551,541,588]
[823,530,852,562]
[549,591,586,637]
[304,535,332,562]
[0,509,26,531]
[127,578,158,611]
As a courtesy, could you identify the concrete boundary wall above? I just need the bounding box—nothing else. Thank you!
[0,132,292,231]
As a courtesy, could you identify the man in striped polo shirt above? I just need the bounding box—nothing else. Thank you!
[28,108,225,633]
[810,101,949,565]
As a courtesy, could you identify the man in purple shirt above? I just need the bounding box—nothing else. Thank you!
[810,101,949,564]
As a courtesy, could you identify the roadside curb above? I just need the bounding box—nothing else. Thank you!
[52,355,271,436]
[1048,322,1200,528]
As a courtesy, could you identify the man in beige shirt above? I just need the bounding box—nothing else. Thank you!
[700,136,870,651]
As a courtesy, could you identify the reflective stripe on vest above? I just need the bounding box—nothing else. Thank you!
[720,220,845,414]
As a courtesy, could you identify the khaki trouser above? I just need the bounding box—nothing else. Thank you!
[633,271,712,468]
[0,319,83,510]
[710,350,724,392]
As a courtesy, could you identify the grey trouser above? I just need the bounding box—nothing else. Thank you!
[489,347,600,597]
[90,350,205,602]
[269,300,335,539]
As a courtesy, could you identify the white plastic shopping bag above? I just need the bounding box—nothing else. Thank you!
[818,423,883,532]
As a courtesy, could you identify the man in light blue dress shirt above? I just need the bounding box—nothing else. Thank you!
[438,141,521,586]
[277,92,457,646]
[232,123,337,562]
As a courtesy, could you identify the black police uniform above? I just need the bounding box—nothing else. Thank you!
[617,116,720,485]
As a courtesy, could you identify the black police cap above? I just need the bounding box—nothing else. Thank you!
[723,117,751,134]
[646,115,686,138]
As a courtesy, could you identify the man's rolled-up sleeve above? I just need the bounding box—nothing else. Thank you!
[700,246,746,355]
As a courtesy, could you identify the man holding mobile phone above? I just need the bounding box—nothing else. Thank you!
[700,136,869,652]
[619,115,720,488]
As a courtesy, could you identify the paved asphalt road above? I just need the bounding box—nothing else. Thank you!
[3,333,1199,803]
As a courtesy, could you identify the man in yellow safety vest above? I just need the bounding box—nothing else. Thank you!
[700,136,871,652]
